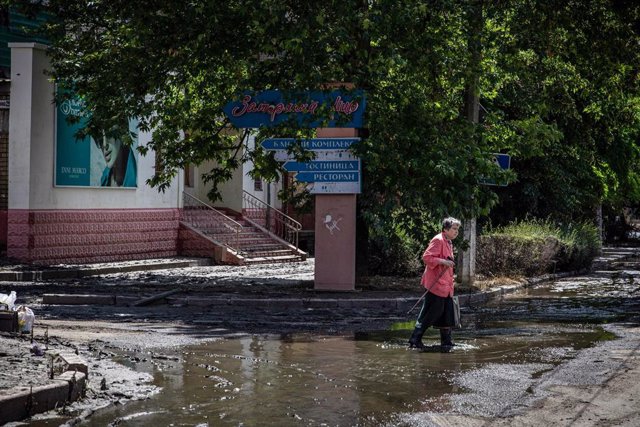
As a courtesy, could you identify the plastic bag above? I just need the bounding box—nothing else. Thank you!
[30,343,45,356]
[0,291,17,311]
[16,305,35,333]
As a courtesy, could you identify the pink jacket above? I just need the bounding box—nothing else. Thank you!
[420,232,455,297]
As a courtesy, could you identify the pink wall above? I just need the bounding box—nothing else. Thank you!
[0,210,7,251]
[7,208,180,264]
[178,225,219,258]
[314,194,357,290]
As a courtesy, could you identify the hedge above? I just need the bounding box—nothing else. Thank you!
[476,219,601,277]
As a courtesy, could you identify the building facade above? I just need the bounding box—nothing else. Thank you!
[3,43,288,264]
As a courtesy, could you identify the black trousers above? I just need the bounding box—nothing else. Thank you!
[415,292,455,329]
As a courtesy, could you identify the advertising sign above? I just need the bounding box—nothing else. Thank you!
[55,94,138,188]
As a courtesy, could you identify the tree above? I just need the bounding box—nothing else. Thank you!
[483,0,640,224]
[8,0,640,269]
[15,1,502,226]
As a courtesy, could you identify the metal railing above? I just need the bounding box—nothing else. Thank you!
[182,192,243,251]
[242,190,302,250]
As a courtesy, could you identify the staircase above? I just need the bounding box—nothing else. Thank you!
[591,246,640,270]
[180,192,307,265]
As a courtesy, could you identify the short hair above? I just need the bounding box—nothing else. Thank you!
[442,217,461,230]
[92,118,130,148]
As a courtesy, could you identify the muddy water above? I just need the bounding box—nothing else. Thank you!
[35,268,639,426]
[84,328,607,426]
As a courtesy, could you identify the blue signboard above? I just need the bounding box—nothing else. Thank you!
[224,90,365,128]
[283,160,360,173]
[296,172,360,183]
[479,153,511,186]
[493,153,511,170]
[262,138,358,151]
[262,137,361,193]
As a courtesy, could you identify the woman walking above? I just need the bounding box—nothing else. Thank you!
[408,217,460,351]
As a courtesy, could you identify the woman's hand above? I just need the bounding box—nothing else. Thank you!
[440,259,455,268]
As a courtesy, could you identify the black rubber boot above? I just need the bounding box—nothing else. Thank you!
[408,327,426,349]
[440,328,455,352]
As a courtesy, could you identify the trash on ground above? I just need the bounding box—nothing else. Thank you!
[30,343,45,356]
[17,305,35,334]
[0,291,17,311]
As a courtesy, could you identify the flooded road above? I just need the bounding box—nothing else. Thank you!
[27,258,640,426]
[77,326,611,427]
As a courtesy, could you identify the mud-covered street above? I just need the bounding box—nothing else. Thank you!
[1,250,640,426]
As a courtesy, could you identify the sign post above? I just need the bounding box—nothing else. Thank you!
[313,129,358,291]
[226,89,365,291]
[260,135,360,290]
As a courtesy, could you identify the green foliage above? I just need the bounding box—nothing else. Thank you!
[484,0,640,223]
[367,227,422,277]
[364,207,438,277]
[557,221,602,270]
[6,0,640,267]
[477,219,602,277]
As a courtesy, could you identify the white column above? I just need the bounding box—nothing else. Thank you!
[8,43,48,210]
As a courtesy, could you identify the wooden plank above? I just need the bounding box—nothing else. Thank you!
[130,288,184,307]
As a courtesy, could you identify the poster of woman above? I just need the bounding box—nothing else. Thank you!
[55,93,137,188]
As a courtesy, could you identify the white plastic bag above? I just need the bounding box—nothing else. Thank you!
[17,305,35,333]
[0,291,17,311]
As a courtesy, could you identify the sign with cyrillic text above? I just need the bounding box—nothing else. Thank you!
[224,91,365,128]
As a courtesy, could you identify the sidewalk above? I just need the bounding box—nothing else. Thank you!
[0,256,549,312]
[0,256,213,281]
[3,247,640,309]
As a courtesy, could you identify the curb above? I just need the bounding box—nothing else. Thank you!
[38,279,553,311]
[0,353,88,425]
[0,258,212,282]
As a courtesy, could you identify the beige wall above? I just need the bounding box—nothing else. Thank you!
[183,134,284,213]
[8,43,181,211]
[183,158,243,213]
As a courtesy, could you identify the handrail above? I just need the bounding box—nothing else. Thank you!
[242,190,302,250]
[181,192,243,251]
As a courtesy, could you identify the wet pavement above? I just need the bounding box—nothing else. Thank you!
[2,248,640,426]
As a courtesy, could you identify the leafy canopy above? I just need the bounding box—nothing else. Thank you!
[5,0,640,248]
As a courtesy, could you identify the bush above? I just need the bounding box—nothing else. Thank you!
[558,222,602,270]
[367,221,424,277]
[368,228,423,277]
[477,219,601,277]
[364,208,439,277]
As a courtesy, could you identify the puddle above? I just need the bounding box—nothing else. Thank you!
[27,269,638,426]
[25,324,608,427]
